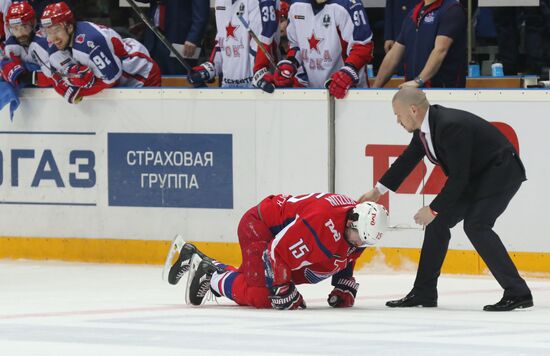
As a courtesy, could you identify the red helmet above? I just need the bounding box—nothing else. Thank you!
[278,0,289,20]
[40,2,74,28]
[6,1,36,26]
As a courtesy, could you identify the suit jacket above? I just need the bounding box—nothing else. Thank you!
[379,104,526,214]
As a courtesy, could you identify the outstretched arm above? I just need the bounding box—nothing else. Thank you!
[399,35,453,88]
[263,249,306,310]
[372,42,405,88]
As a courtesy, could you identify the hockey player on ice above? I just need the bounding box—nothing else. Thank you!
[272,0,374,99]
[188,0,280,93]
[166,193,388,310]
[39,2,160,103]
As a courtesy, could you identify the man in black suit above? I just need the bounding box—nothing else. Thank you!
[359,87,532,311]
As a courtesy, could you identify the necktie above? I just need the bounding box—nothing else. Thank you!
[419,131,439,165]
[157,2,166,31]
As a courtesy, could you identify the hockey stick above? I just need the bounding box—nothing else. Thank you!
[126,0,194,74]
[31,49,80,79]
[237,15,277,69]
[31,49,85,103]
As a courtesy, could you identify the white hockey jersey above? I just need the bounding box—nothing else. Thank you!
[212,0,278,88]
[287,0,373,88]
[48,21,157,88]
[4,30,53,78]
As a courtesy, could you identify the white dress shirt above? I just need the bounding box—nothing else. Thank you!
[375,107,435,194]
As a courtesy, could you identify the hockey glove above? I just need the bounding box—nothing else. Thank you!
[1,58,26,85]
[188,61,216,85]
[262,249,292,288]
[272,59,297,87]
[66,64,96,88]
[327,277,359,308]
[52,74,82,104]
[269,283,306,310]
[59,84,82,104]
[327,64,359,99]
[252,67,275,93]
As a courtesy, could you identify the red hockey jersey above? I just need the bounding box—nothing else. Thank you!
[259,193,364,285]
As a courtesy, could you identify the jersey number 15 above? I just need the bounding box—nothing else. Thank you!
[289,238,310,259]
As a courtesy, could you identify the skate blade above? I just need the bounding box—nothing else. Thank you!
[162,234,186,281]
[184,254,203,305]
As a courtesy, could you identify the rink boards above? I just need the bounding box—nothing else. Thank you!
[0,88,548,276]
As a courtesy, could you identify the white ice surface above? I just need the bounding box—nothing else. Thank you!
[1,260,549,356]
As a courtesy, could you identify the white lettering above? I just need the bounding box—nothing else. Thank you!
[154,151,163,166]
[141,173,147,188]
[148,173,158,187]
[168,174,179,188]
[189,174,199,189]
[145,151,154,165]
[325,219,341,242]
[163,151,174,165]
[158,174,168,188]
[325,194,356,207]
[127,151,136,165]
[127,150,215,167]
[173,152,183,166]
[139,173,200,189]
[179,174,188,188]
[204,152,213,166]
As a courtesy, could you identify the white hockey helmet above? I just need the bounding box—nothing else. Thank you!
[349,202,388,247]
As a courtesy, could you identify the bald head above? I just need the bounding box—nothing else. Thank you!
[391,87,430,133]
[392,87,429,109]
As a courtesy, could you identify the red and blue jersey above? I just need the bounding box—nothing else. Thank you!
[259,193,365,285]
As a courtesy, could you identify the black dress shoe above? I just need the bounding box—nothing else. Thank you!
[386,293,437,308]
[483,294,533,311]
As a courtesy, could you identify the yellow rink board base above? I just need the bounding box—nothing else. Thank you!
[1,237,549,277]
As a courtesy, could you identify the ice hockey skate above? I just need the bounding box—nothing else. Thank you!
[185,255,221,306]
[163,235,208,285]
